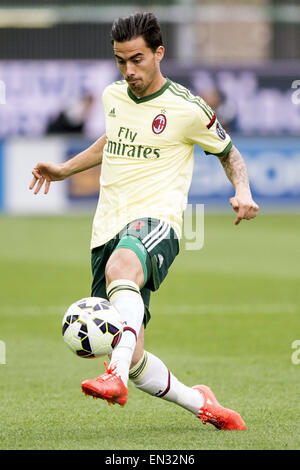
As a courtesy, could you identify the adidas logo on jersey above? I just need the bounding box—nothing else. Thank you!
[109,108,116,117]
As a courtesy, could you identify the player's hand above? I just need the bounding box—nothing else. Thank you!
[230,194,259,225]
[29,162,66,195]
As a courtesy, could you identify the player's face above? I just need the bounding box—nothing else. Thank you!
[113,36,164,97]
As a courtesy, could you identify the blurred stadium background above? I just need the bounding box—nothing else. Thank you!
[0,0,300,450]
[0,0,299,213]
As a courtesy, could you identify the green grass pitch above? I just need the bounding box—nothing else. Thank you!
[0,212,299,450]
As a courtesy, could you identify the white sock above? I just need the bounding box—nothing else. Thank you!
[107,280,144,387]
[129,351,204,414]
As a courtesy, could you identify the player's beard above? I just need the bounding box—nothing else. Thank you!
[127,64,157,97]
[127,79,144,93]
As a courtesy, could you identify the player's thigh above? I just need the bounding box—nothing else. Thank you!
[105,247,144,288]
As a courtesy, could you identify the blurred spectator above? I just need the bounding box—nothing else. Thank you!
[46,94,95,135]
[200,87,237,134]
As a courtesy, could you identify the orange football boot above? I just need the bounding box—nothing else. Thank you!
[82,361,128,407]
[193,384,246,431]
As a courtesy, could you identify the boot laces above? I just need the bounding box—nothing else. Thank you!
[198,408,224,428]
[94,361,119,383]
[104,360,118,375]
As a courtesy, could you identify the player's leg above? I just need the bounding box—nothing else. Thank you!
[125,223,205,417]
[129,348,204,412]
[104,246,145,385]
[129,321,206,420]
[82,241,146,405]
[124,220,245,430]
[83,218,180,405]
[128,317,206,423]
[128,348,245,430]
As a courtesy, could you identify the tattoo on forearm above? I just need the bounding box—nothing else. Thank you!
[219,145,250,189]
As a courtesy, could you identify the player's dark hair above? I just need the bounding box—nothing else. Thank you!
[111,12,163,52]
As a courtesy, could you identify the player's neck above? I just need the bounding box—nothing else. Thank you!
[134,74,167,99]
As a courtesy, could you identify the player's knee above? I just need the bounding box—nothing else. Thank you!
[104,258,121,284]
[105,248,144,287]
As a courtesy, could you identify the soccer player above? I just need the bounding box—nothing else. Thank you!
[29,12,258,431]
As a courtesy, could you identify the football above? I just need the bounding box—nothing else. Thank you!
[62,297,123,358]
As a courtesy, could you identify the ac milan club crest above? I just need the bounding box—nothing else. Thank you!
[152,114,167,134]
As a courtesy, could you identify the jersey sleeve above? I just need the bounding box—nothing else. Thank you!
[184,99,232,157]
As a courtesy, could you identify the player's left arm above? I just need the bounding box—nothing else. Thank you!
[218,144,259,225]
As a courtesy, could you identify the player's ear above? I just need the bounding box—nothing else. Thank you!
[155,45,165,64]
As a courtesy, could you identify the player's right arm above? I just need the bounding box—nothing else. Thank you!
[29,134,106,195]
[184,97,259,225]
